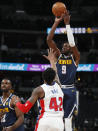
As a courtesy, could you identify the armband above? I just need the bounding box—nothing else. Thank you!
[16,101,33,113]
[66,25,75,47]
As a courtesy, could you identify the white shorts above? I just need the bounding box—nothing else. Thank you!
[35,117,64,131]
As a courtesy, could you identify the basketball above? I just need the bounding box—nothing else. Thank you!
[52,2,67,17]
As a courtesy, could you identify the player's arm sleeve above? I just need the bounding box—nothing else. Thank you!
[66,25,75,47]
[66,25,80,65]
[16,101,33,113]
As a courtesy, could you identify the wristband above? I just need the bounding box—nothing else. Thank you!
[16,101,33,113]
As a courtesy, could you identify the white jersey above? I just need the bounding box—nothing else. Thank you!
[38,82,64,118]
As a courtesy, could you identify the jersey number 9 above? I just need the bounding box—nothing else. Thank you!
[62,65,66,74]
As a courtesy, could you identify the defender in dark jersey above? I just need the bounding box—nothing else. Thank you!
[0,78,24,131]
[46,11,80,131]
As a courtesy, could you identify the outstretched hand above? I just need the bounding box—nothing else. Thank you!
[54,13,65,23]
[43,48,57,63]
[54,11,70,25]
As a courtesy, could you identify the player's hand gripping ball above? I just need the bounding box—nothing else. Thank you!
[52,2,67,17]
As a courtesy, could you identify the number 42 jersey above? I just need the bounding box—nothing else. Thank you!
[39,82,64,118]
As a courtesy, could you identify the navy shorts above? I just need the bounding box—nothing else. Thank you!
[62,86,77,118]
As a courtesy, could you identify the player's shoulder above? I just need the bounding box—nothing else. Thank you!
[33,86,44,95]
[32,86,45,99]
[34,86,44,92]
[55,81,61,86]
[40,83,47,88]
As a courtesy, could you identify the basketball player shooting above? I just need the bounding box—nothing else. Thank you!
[46,11,80,131]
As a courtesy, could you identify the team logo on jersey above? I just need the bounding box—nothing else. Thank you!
[0,108,9,112]
[4,108,9,112]
[59,59,72,65]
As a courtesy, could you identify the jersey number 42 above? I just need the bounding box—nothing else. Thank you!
[49,97,63,111]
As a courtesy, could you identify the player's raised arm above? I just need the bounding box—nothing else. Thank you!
[47,17,64,56]
[64,11,80,66]
[43,48,61,85]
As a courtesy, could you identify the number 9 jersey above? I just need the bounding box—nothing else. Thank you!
[56,54,77,85]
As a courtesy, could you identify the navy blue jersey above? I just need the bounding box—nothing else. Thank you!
[56,54,77,85]
[0,94,24,130]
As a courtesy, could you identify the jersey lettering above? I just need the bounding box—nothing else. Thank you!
[59,59,72,64]
[51,89,58,94]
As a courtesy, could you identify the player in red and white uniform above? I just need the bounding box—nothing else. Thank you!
[35,80,64,131]
[15,49,64,131]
